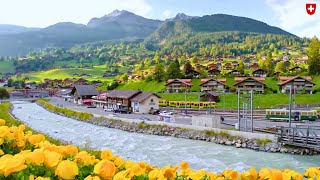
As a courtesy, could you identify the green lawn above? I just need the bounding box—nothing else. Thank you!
[160,92,320,109]
[0,61,15,74]
[265,77,279,92]
[117,80,166,93]
[26,67,108,82]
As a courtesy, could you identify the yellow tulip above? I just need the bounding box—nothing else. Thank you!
[25,149,45,165]
[259,168,270,180]
[101,150,114,160]
[44,150,62,169]
[180,161,189,172]
[0,119,6,126]
[149,169,161,180]
[269,169,283,180]
[84,175,101,180]
[249,167,258,180]
[0,149,4,156]
[114,156,125,167]
[128,164,145,177]
[55,160,79,180]
[58,145,79,156]
[29,174,35,180]
[0,155,13,174]
[113,170,131,180]
[0,126,10,138]
[3,154,27,177]
[162,166,178,179]
[28,134,46,146]
[138,161,152,172]
[35,177,51,180]
[125,160,136,169]
[94,160,116,179]
[189,169,207,180]
[223,169,238,180]
[75,151,96,166]
[208,172,218,180]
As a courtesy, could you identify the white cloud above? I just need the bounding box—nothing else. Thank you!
[0,0,152,27]
[266,0,320,37]
[162,10,174,19]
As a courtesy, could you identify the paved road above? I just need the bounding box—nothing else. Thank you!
[49,97,193,125]
[48,97,320,129]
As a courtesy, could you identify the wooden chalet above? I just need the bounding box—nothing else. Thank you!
[200,78,227,92]
[200,91,220,102]
[165,79,192,93]
[252,68,267,77]
[234,77,267,93]
[208,68,221,76]
[228,69,242,76]
[277,76,315,94]
[71,85,99,105]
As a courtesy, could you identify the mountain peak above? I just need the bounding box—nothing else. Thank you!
[171,13,195,21]
[107,10,132,17]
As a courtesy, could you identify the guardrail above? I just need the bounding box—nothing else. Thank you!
[277,126,320,150]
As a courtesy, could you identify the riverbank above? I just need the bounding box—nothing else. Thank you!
[37,100,320,155]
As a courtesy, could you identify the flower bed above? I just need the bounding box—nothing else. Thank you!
[0,117,319,180]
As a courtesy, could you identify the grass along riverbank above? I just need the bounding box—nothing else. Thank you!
[159,93,320,109]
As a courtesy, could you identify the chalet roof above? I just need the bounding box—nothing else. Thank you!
[200,78,227,86]
[234,77,266,86]
[166,79,192,86]
[72,85,99,96]
[130,92,160,102]
[106,90,141,99]
[289,66,302,70]
[252,68,267,73]
[279,76,312,82]
[277,76,315,86]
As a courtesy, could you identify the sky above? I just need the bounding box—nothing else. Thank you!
[0,0,319,38]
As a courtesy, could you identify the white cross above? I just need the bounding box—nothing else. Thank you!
[308,5,315,13]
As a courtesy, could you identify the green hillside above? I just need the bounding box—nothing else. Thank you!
[0,61,15,74]
[116,81,166,93]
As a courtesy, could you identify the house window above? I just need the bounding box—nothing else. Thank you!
[151,99,154,102]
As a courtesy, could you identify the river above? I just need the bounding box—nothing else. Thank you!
[11,101,320,173]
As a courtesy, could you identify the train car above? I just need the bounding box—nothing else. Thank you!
[265,109,318,121]
[158,100,216,109]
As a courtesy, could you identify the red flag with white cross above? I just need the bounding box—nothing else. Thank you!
[306,3,316,15]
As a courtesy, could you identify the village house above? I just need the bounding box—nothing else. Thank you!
[208,68,221,76]
[92,90,160,114]
[223,63,233,70]
[200,78,227,92]
[228,69,242,76]
[289,66,302,74]
[250,63,259,70]
[74,78,88,85]
[207,63,217,70]
[131,92,160,114]
[234,77,267,93]
[165,79,192,92]
[277,76,315,94]
[71,85,99,105]
[185,69,200,78]
[231,61,239,67]
[200,91,220,102]
[63,78,74,87]
[252,68,267,77]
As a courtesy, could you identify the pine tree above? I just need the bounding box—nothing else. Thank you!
[308,37,320,75]
[154,64,165,82]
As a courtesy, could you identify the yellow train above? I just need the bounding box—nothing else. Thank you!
[159,100,216,108]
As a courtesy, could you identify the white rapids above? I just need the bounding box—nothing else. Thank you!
[11,102,320,173]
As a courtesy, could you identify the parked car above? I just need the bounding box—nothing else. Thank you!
[113,108,130,114]
[149,109,160,115]
[104,108,114,112]
[87,106,96,108]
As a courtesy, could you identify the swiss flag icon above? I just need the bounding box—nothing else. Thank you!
[306,3,316,15]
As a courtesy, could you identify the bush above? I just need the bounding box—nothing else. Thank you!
[0,88,10,99]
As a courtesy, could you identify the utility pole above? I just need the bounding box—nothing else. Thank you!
[184,90,187,112]
[237,90,240,130]
[289,87,292,128]
[223,90,226,113]
[250,90,253,132]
